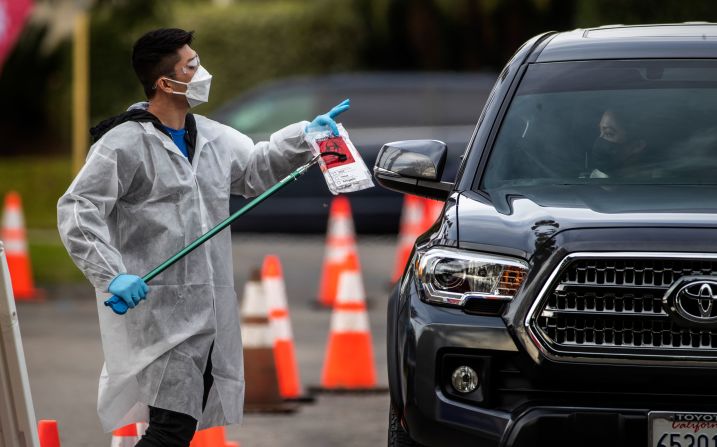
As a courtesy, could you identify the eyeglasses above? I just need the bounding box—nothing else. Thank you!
[152,54,201,90]
[179,54,200,75]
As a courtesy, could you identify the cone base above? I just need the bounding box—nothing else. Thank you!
[243,348,299,414]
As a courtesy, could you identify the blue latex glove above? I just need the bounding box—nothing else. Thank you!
[108,274,149,309]
[306,99,350,136]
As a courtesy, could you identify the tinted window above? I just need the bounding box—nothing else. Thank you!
[480,60,717,210]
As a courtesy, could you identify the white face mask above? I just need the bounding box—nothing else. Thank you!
[163,65,212,108]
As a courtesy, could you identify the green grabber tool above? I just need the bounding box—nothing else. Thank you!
[105,151,344,315]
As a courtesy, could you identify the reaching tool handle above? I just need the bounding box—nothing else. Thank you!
[104,151,346,315]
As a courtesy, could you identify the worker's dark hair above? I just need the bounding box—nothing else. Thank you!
[132,28,194,99]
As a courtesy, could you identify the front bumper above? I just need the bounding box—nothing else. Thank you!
[393,271,717,447]
[404,401,650,447]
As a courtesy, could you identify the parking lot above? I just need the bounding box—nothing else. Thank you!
[18,234,394,446]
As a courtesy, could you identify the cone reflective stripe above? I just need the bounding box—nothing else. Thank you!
[1,192,28,257]
[1,191,36,299]
[422,198,444,231]
[320,252,377,389]
[262,255,303,399]
[392,195,424,282]
[111,423,140,447]
[240,269,296,413]
[318,196,357,307]
[241,272,272,347]
[38,419,61,447]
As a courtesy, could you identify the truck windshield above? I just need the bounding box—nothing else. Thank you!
[480,60,717,211]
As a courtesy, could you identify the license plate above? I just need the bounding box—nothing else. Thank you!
[650,412,717,447]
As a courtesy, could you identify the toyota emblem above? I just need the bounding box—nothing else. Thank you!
[664,277,717,328]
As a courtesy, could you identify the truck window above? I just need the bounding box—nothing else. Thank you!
[480,60,717,211]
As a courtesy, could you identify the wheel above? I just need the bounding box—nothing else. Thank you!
[388,405,422,446]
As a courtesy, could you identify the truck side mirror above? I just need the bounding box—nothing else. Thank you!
[373,140,454,201]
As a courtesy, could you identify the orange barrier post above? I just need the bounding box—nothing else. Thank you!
[1,191,37,300]
[319,253,384,391]
[111,423,140,447]
[317,196,357,307]
[422,197,444,232]
[391,195,425,283]
[262,255,312,402]
[240,269,297,413]
[38,419,61,447]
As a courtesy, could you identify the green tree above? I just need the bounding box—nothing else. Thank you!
[576,0,717,27]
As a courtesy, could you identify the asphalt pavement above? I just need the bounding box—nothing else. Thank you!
[17,234,395,446]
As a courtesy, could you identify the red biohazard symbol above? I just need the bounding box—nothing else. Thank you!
[319,137,354,168]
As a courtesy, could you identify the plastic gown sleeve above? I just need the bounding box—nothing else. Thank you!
[229,121,312,197]
[57,143,129,291]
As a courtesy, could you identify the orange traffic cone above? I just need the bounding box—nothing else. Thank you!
[1,191,37,300]
[38,419,61,447]
[111,423,140,447]
[262,255,312,402]
[190,426,230,447]
[391,195,425,283]
[422,198,444,232]
[319,253,383,391]
[317,196,357,307]
[240,269,297,413]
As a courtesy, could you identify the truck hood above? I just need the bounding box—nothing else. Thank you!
[457,184,717,259]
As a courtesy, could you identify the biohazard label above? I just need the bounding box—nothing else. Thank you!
[319,137,355,168]
[314,135,369,190]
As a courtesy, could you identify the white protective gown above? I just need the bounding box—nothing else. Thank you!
[57,110,311,432]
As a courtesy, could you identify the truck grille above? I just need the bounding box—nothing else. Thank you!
[530,255,717,359]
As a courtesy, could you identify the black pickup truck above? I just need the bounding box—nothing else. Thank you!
[375,23,717,447]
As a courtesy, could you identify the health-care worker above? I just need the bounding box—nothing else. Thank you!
[57,28,349,447]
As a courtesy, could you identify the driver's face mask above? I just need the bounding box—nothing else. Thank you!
[161,65,213,108]
[592,137,625,170]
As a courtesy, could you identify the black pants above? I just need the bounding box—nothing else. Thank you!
[135,344,214,447]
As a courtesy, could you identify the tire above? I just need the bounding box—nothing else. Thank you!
[388,405,422,446]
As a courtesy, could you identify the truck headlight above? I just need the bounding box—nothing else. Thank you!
[415,248,529,306]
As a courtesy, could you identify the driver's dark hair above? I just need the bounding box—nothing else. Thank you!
[132,28,194,99]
